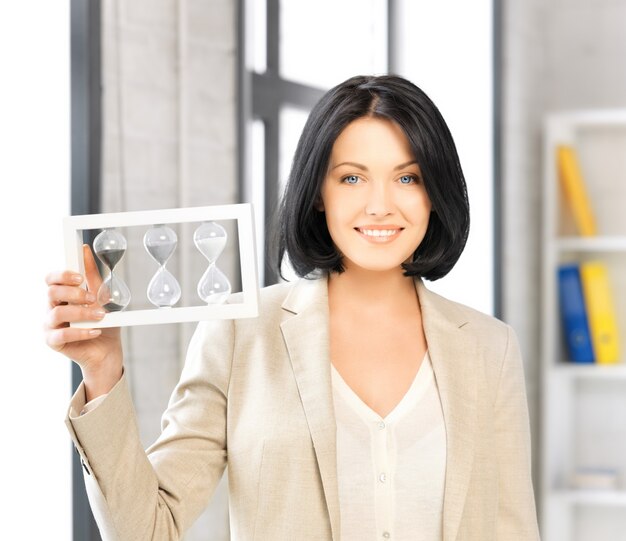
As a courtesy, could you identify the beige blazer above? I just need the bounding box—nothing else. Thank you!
[66,276,540,541]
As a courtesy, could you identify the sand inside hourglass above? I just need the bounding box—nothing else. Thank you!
[195,236,227,262]
[97,248,125,269]
[146,243,176,264]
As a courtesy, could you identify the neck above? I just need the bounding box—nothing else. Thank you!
[327,265,418,307]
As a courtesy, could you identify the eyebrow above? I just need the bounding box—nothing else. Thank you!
[331,160,419,171]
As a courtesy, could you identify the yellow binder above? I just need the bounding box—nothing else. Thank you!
[557,145,598,236]
[580,261,621,364]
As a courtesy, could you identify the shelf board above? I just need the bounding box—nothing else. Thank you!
[547,109,626,127]
[557,236,626,252]
[552,489,626,506]
[553,363,626,379]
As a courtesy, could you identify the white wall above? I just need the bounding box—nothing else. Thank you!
[0,2,72,538]
[502,0,626,532]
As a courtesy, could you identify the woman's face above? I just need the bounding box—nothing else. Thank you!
[318,116,432,274]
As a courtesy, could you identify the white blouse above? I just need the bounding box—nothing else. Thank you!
[330,351,446,541]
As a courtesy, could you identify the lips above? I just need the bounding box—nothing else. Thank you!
[355,226,403,242]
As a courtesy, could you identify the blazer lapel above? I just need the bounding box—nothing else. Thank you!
[416,279,478,541]
[280,276,341,541]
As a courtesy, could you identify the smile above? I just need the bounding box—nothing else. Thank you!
[355,227,403,242]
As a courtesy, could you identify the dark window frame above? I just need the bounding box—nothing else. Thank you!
[70,0,102,538]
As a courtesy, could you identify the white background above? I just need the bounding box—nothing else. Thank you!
[0,2,72,538]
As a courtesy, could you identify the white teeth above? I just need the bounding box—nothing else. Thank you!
[359,229,399,237]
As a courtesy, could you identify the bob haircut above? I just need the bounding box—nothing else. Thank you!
[273,74,470,281]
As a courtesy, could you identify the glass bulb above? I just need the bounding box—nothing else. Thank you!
[197,263,231,304]
[93,228,131,312]
[193,221,227,263]
[147,267,181,308]
[143,224,181,308]
[97,273,131,312]
[144,224,177,265]
[194,221,231,305]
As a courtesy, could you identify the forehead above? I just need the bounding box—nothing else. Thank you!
[330,116,414,162]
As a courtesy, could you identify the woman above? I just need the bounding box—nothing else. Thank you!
[45,75,540,540]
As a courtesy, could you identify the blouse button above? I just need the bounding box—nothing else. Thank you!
[379,473,387,483]
[378,421,386,430]
[382,532,391,539]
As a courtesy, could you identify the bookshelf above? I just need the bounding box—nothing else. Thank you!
[541,110,626,540]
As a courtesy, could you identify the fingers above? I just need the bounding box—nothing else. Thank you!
[83,244,104,293]
[45,269,84,287]
[45,269,92,308]
[45,246,102,308]
[48,284,97,309]
[46,303,106,329]
[44,249,107,355]
[46,326,101,350]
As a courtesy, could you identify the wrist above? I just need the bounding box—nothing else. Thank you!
[82,361,123,402]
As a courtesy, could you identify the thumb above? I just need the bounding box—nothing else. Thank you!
[82,243,104,294]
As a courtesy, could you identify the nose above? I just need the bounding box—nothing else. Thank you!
[364,181,393,216]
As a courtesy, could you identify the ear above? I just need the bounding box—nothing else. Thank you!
[314,198,325,212]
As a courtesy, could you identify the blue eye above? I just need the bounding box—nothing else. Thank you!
[342,175,360,184]
[399,175,417,184]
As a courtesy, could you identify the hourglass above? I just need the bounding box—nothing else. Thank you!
[143,224,181,308]
[194,221,231,304]
[93,228,131,312]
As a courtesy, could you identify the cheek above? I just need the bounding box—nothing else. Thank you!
[423,193,432,212]
[324,212,343,240]
[400,191,431,221]
[417,187,432,210]
[319,187,348,221]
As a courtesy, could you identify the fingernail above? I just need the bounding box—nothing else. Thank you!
[72,274,83,284]
[88,329,101,336]
[85,292,96,303]
[93,309,106,318]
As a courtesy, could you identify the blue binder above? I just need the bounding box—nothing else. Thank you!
[558,264,594,363]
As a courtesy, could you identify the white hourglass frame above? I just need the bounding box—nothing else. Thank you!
[64,203,259,328]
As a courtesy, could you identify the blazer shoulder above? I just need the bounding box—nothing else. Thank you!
[457,299,509,335]
[459,301,516,365]
[460,298,513,352]
[226,279,300,334]
[226,279,295,307]
[258,279,298,306]
[426,290,523,398]
[229,276,323,314]
[421,283,514,363]
[422,283,508,333]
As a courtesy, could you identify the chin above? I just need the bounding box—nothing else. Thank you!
[345,259,408,273]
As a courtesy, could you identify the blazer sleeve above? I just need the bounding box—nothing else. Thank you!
[493,324,541,540]
[65,317,234,540]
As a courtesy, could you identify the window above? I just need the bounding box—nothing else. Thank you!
[240,0,497,315]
